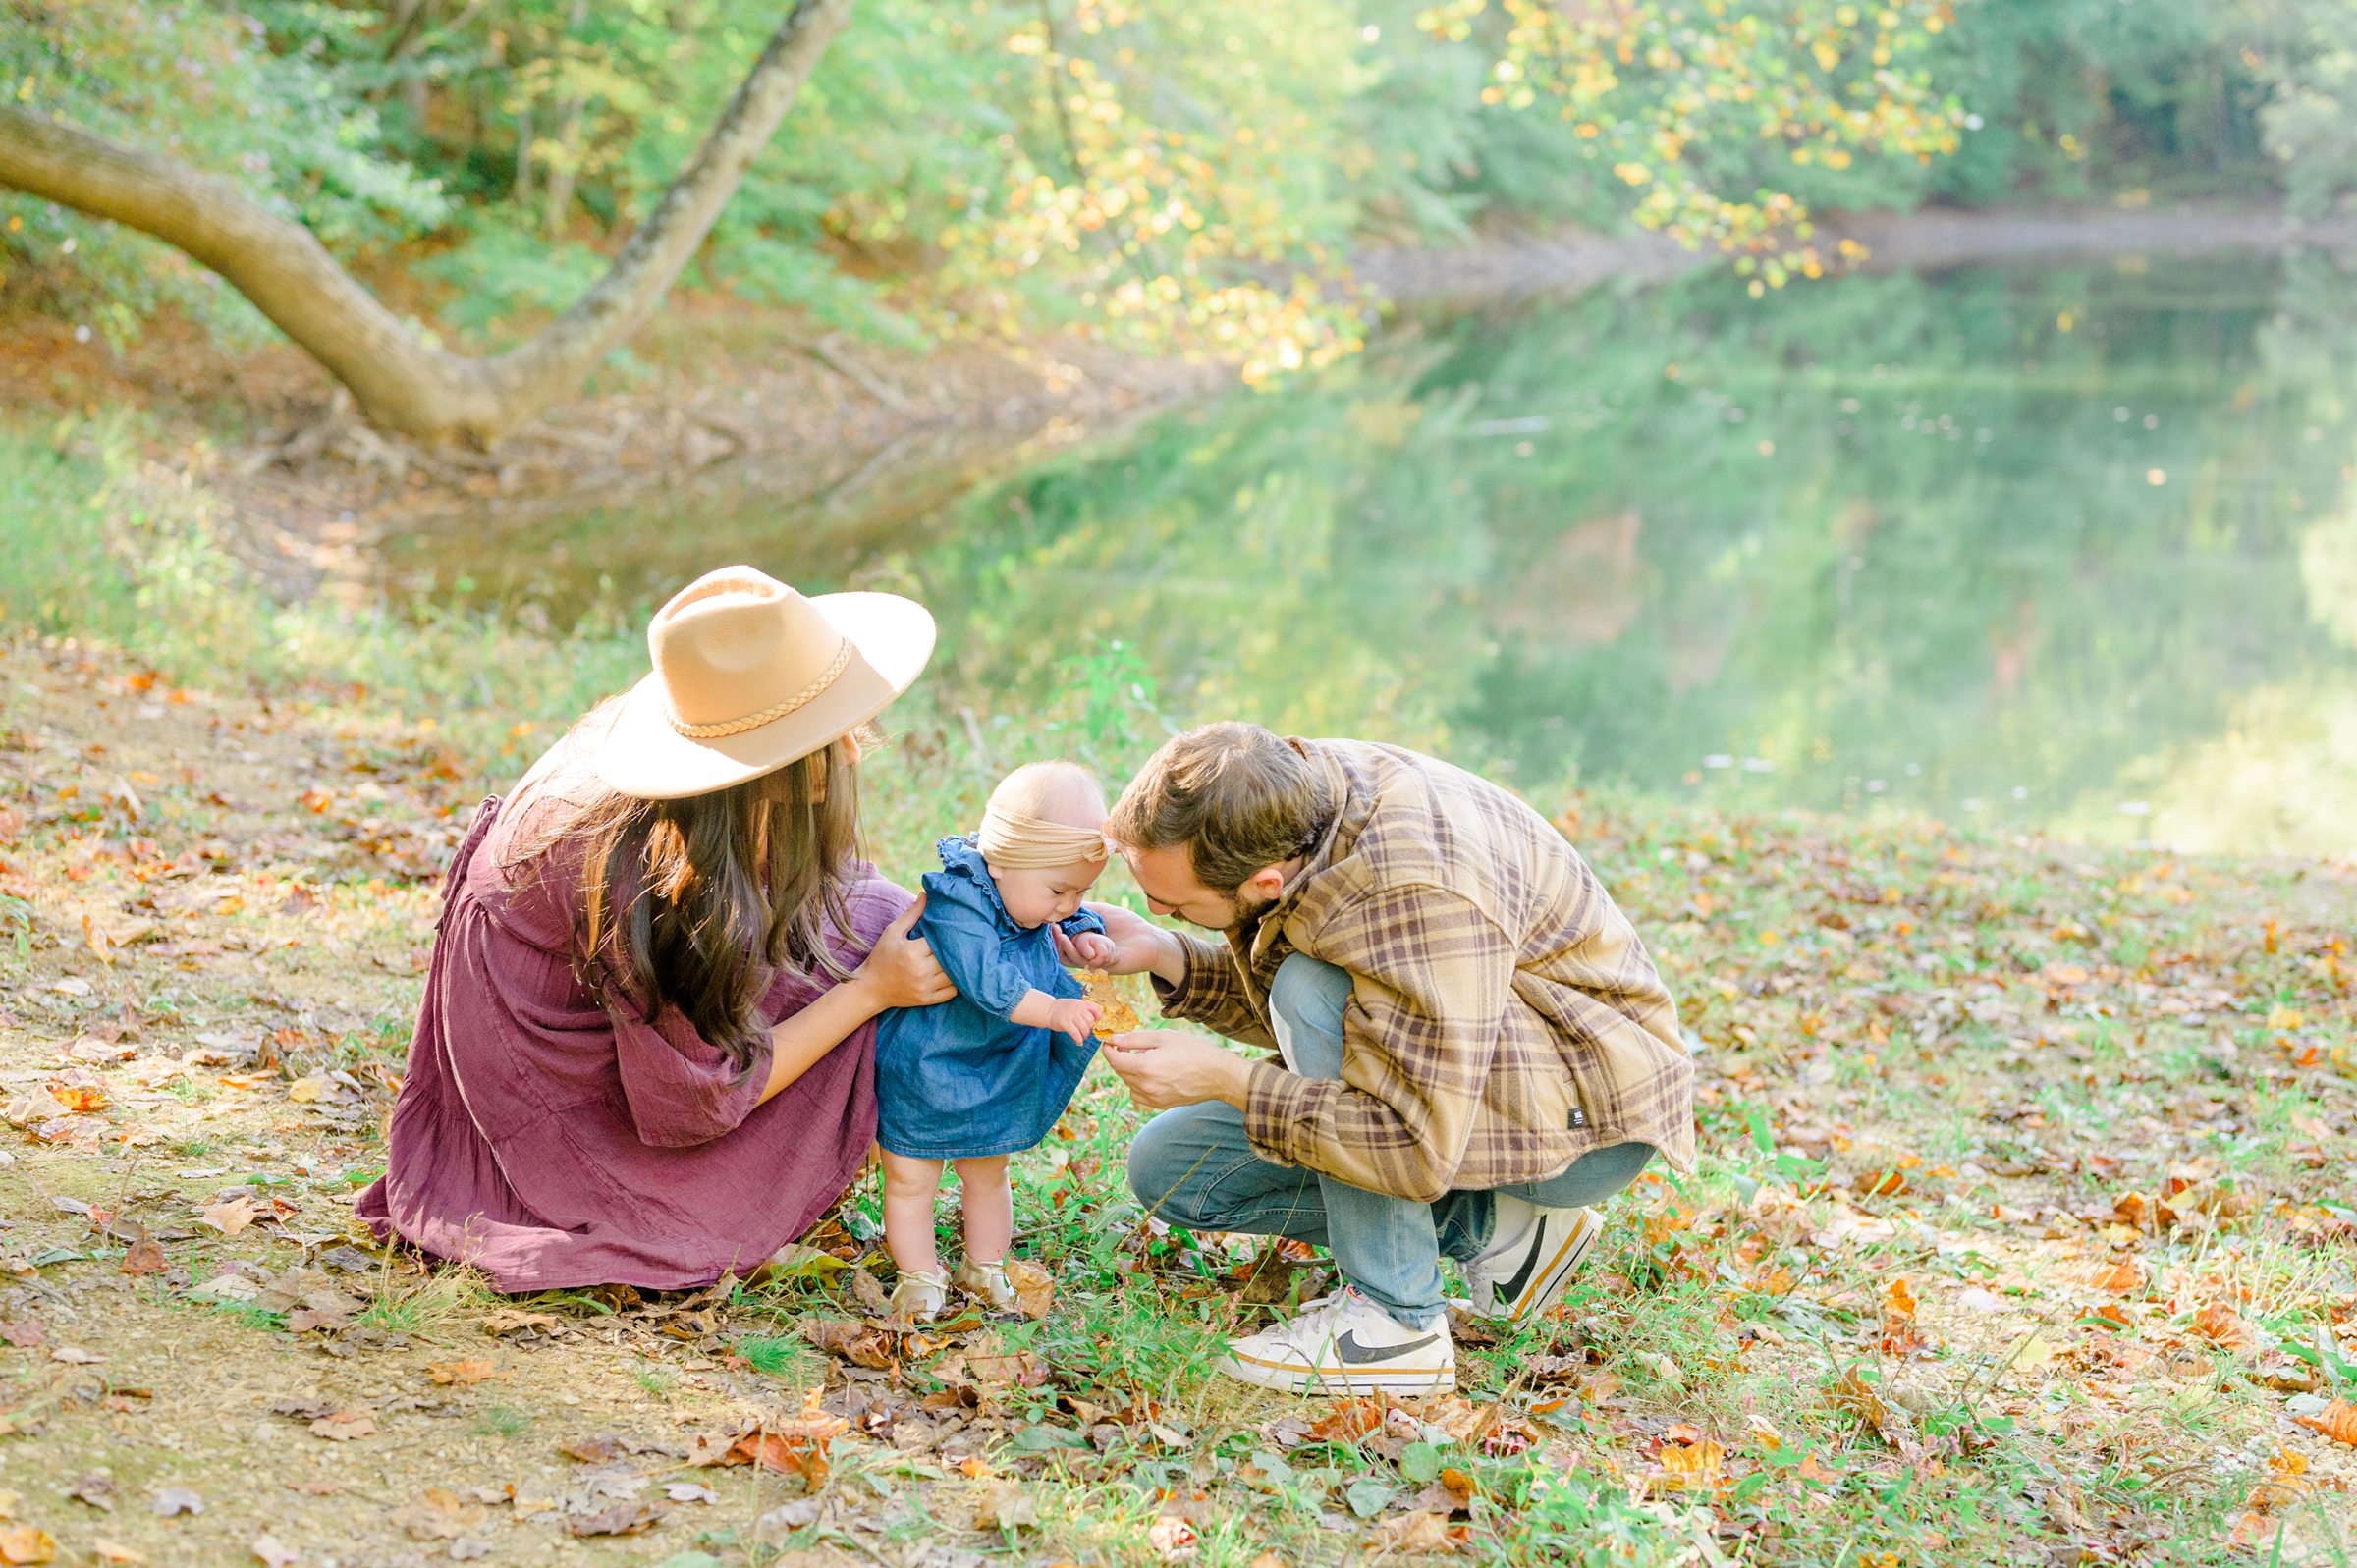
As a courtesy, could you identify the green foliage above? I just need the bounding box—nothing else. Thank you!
[1,0,447,342]
[2250,0,2357,218]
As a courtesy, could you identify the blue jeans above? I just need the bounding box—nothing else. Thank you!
[1126,954,1656,1327]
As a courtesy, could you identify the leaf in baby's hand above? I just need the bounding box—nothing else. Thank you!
[1080,971,1141,1035]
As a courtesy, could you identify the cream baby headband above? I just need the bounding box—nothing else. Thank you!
[978,807,1110,870]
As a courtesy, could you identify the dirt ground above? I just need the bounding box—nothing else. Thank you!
[2,630,2355,1568]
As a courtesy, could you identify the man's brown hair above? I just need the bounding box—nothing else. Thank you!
[1107,723,1332,892]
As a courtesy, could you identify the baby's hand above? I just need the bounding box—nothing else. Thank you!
[1068,931,1118,969]
[1044,998,1103,1044]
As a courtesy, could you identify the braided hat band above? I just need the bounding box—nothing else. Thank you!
[666,638,852,739]
[978,806,1110,870]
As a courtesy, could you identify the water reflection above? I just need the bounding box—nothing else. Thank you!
[404,255,2357,855]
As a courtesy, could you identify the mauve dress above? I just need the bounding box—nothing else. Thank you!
[355,752,906,1292]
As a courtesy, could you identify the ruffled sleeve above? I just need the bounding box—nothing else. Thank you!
[916,870,1035,1019]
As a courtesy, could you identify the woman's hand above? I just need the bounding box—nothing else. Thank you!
[1044,997,1103,1044]
[852,896,957,1010]
[1054,901,1182,981]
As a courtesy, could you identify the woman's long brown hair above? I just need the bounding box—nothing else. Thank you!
[556,734,865,1075]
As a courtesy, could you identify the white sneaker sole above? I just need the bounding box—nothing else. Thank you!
[1218,1347,1456,1397]
[1497,1204,1603,1322]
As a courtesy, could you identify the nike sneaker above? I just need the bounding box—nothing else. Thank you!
[1219,1286,1455,1396]
[1462,1199,1601,1322]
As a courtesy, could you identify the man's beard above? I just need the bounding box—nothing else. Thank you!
[1228,886,1281,931]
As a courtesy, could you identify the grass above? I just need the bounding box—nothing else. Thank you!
[0,414,2350,1564]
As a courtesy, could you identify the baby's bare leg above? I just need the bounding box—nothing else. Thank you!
[954,1155,1013,1265]
[880,1152,947,1276]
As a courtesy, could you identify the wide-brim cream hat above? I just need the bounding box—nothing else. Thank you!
[596,566,935,800]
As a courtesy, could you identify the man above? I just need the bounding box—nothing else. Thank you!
[1071,723,1693,1396]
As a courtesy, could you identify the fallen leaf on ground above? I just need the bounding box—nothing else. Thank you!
[0,1527,53,1566]
[307,1409,375,1441]
[91,1544,142,1565]
[46,1081,107,1114]
[2192,1301,2256,1350]
[49,1347,99,1366]
[564,1503,658,1538]
[426,1359,500,1386]
[202,1197,257,1235]
[559,1434,625,1464]
[1002,1258,1056,1320]
[118,1235,168,1275]
[2294,1399,2357,1447]
[480,1308,559,1336]
[798,1318,895,1369]
[391,1488,488,1541]
[249,1537,297,1567]
[149,1488,204,1517]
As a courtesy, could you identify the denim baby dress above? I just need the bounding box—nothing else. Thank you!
[873,836,1105,1160]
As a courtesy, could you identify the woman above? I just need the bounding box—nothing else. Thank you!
[356,566,955,1292]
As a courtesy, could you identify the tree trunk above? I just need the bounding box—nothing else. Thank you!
[0,0,852,447]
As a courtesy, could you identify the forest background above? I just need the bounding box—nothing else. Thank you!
[0,4,2354,1567]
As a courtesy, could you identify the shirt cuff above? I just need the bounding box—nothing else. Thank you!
[1150,930,1234,1023]
[1241,1057,1313,1167]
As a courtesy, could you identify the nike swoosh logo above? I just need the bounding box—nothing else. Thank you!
[1335,1329,1441,1365]
[1496,1229,1545,1303]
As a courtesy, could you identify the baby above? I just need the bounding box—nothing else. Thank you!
[872,761,1117,1320]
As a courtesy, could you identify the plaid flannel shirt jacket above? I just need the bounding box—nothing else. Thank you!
[1150,738,1695,1202]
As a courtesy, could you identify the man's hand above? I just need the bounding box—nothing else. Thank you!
[1099,1028,1253,1111]
[1054,901,1183,982]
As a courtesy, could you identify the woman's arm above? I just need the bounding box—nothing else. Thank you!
[757,896,953,1106]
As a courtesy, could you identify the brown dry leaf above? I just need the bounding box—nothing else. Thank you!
[1080,970,1142,1034]
[91,1544,142,1566]
[565,1503,658,1538]
[1883,1276,1918,1318]
[2191,1302,2256,1351]
[0,1527,53,1566]
[391,1488,488,1541]
[558,1435,625,1464]
[1303,1398,1387,1445]
[117,1234,168,1275]
[425,1359,501,1387]
[729,1430,831,1489]
[1002,1258,1056,1320]
[2294,1399,2357,1447]
[973,1483,1040,1532]
[307,1409,375,1441]
[798,1318,895,1370]
[480,1308,560,1336]
[203,1196,258,1235]
[1372,1511,1457,1553]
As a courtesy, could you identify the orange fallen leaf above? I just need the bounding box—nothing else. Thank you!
[424,1359,500,1387]
[1883,1277,1918,1319]
[308,1409,376,1441]
[2191,1302,2255,1351]
[2293,1399,2357,1447]
[91,1544,142,1566]
[0,1527,53,1565]
[1147,1515,1197,1558]
[1655,1436,1726,1492]
[46,1081,107,1114]
[2094,1258,2142,1295]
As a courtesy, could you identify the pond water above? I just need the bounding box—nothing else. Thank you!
[393,254,2357,857]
